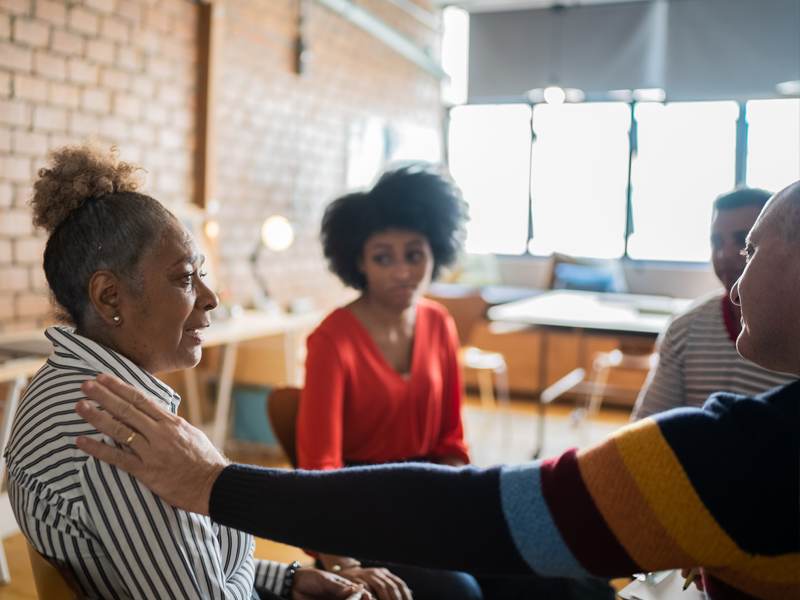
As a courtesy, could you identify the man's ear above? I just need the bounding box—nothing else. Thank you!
[87,270,122,326]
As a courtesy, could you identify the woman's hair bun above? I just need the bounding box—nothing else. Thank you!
[30,138,146,234]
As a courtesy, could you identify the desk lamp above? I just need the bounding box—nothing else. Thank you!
[250,215,294,313]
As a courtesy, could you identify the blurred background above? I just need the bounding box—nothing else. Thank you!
[0,0,798,593]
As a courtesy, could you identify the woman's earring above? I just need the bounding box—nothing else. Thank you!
[113,315,121,323]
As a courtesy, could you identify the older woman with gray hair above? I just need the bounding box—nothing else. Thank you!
[3,142,366,600]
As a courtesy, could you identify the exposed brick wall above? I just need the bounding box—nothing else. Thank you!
[0,0,443,330]
[0,0,198,331]
[215,0,443,311]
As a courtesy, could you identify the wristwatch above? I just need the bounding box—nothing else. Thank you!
[281,561,303,598]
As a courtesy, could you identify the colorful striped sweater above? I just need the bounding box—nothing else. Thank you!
[209,380,800,600]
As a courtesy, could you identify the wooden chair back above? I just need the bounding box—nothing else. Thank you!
[267,386,302,468]
[25,540,85,600]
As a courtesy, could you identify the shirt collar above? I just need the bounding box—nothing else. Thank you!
[45,326,180,411]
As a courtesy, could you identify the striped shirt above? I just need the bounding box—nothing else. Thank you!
[4,326,290,600]
[631,290,797,420]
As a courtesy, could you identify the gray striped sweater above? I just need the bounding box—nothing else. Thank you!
[631,290,797,420]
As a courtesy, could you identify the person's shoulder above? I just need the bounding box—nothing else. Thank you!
[310,307,356,337]
[306,308,364,357]
[654,379,800,444]
[22,359,98,407]
[704,379,800,417]
[417,296,446,313]
[416,297,458,333]
[668,288,725,328]
[657,289,725,346]
[417,296,453,322]
[5,363,98,475]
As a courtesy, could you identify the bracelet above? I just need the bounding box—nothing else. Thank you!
[281,561,303,599]
[330,560,361,573]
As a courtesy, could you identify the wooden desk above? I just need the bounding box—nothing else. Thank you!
[487,290,693,335]
[184,310,323,448]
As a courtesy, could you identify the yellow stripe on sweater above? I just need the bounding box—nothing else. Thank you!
[613,419,799,585]
[578,439,696,571]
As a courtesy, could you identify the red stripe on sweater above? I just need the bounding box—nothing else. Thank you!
[540,449,641,577]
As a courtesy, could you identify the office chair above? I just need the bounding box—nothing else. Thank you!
[266,386,302,469]
[26,540,85,600]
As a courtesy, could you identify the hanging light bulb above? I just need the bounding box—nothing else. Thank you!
[204,220,220,239]
[261,216,294,251]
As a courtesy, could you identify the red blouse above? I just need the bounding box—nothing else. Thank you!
[296,298,470,470]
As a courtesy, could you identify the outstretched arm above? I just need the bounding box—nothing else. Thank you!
[74,374,529,575]
[76,374,799,600]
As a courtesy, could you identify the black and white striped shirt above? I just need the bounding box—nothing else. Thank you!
[4,326,290,599]
[631,290,798,420]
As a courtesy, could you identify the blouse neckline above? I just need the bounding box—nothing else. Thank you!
[339,304,425,382]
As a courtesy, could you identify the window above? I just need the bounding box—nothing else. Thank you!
[447,97,795,262]
[528,102,630,259]
[745,99,800,192]
[441,7,469,107]
[448,104,532,255]
[627,101,738,262]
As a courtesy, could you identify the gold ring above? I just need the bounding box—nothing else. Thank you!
[124,431,136,447]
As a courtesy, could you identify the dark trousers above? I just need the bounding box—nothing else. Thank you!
[354,560,616,600]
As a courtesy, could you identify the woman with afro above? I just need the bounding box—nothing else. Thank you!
[295,166,480,600]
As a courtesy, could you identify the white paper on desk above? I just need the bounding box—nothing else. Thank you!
[619,570,706,600]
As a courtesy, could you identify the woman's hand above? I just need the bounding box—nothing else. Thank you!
[293,568,371,600]
[332,566,412,600]
[75,373,228,516]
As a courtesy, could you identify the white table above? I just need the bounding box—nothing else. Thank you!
[488,289,692,335]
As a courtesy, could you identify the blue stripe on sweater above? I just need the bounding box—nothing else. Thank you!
[499,463,589,577]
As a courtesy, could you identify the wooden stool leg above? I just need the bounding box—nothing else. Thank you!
[580,365,611,446]
[476,368,495,410]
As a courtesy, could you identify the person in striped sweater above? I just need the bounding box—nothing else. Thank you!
[4,142,365,600]
[632,187,797,420]
[76,181,800,600]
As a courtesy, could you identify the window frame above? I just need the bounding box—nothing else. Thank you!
[446,96,794,265]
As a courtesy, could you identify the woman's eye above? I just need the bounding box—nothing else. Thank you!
[407,251,424,263]
[740,244,754,262]
[373,255,391,266]
[199,270,208,280]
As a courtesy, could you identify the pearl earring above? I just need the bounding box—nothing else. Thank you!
[113,316,120,323]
